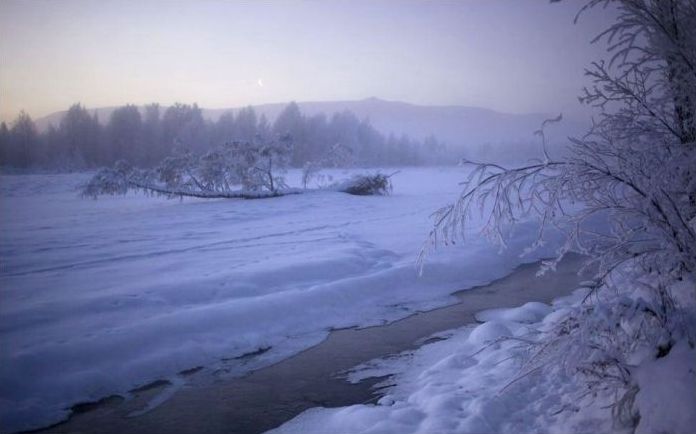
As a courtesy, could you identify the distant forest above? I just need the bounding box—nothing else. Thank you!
[0,102,453,170]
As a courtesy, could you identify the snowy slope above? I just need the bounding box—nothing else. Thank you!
[0,168,557,432]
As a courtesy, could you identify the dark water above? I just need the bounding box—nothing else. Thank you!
[38,253,588,434]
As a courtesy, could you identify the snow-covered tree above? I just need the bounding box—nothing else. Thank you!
[56,104,102,166]
[273,102,307,166]
[83,134,293,198]
[0,122,10,165]
[161,103,207,154]
[197,148,236,192]
[234,106,258,143]
[83,134,393,200]
[423,0,696,427]
[7,111,38,168]
[141,103,163,165]
[108,104,142,163]
[225,134,293,193]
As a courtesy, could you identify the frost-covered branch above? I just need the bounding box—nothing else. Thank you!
[82,136,295,199]
[424,1,696,428]
[82,138,394,200]
[331,172,395,196]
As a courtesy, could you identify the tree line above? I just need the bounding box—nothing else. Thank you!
[0,102,452,170]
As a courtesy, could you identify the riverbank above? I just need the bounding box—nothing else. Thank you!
[1,168,565,433]
[37,253,589,434]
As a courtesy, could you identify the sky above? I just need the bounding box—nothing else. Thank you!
[0,0,616,123]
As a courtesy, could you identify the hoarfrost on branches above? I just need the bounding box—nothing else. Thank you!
[82,135,295,199]
[82,136,393,199]
[332,172,394,196]
[423,0,696,428]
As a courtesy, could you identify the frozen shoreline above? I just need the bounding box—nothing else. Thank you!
[36,253,589,434]
[1,168,566,432]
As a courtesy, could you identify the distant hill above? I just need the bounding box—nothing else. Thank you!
[35,97,588,151]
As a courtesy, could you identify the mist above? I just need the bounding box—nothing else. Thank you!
[2,2,695,434]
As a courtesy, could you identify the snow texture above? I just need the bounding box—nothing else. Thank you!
[633,341,696,434]
[270,281,696,434]
[475,301,552,324]
[268,291,620,434]
[0,167,557,433]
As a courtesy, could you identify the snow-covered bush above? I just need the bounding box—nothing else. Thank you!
[519,269,694,426]
[424,0,696,429]
[333,172,394,196]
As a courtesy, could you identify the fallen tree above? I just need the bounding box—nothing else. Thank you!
[81,139,394,199]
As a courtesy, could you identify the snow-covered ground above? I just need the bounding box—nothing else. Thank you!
[270,286,696,434]
[268,291,615,434]
[0,167,557,433]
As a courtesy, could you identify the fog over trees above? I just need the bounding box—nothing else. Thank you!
[0,102,452,170]
[2,0,696,433]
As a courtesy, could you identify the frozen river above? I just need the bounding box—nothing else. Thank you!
[0,167,556,432]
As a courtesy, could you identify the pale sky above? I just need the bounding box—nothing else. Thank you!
[0,0,615,122]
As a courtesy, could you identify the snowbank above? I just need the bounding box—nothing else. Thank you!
[475,301,552,324]
[634,341,696,434]
[270,281,696,434]
[269,292,616,434]
[0,168,558,432]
